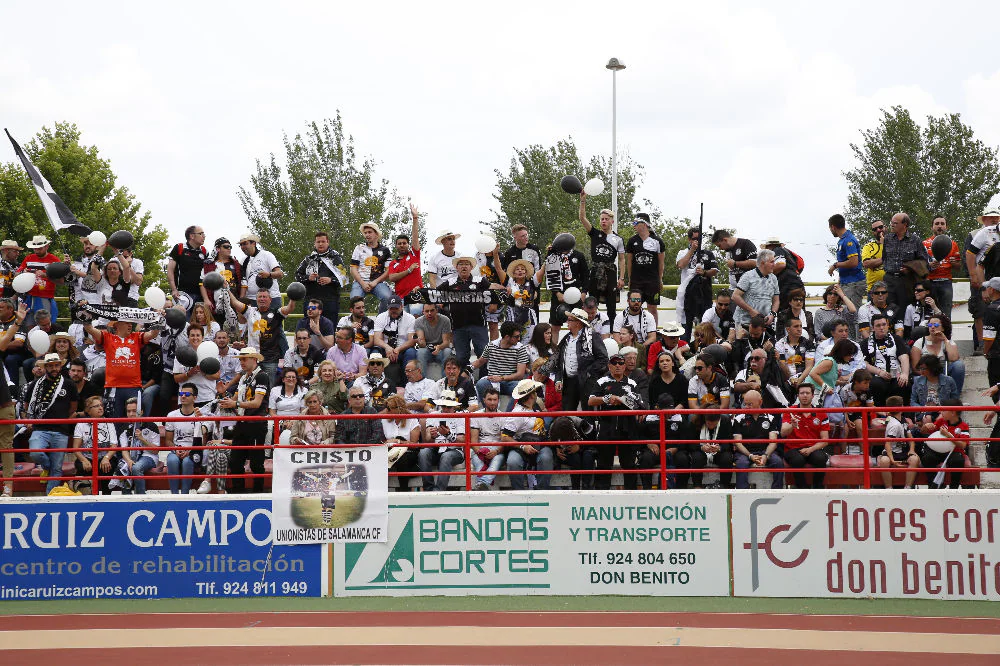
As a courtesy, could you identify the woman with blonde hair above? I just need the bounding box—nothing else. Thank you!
[288,390,337,446]
[382,393,422,491]
[311,360,348,414]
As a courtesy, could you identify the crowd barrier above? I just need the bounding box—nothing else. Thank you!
[3,405,998,494]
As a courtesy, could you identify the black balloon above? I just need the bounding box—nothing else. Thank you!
[90,367,106,388]
[704,344,729,367]
[286,281,306,301]
[930,234,953,262]
[164,307,186,329]
[45,262,71,280]
[107,230,134,250]
[176,346,198,368]
[256,275,274,290]
[559,175,583,194]
[551,232,576,254]
[202,272,225,291]
[910,325,929,341]
[199,357,221,375]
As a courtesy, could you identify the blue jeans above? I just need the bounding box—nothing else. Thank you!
[418,448,465,491]
[416,346,453,377]
[507,446,555,490]
[24,296,57,323]
[142,385,159,417]
[453,325,489,369]
[130,456,158,494]
[29,430,68,494]
[166,452,195,494]
[350,281,393,313]
[946,359,966,394]
[109,387,140,420]
[471,449,507,487]
[475,377,519,405]
[735,452,784,489]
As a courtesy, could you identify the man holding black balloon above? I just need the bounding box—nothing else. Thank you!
[83,314,160,419]
[923,216,960,316]
[228,285,302,381]
[579,193,625,325]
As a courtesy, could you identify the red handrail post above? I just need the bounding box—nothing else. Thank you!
[91,419,99,495]
[861,412,871,489]
[658,411,667,491]
[464,413,472,491]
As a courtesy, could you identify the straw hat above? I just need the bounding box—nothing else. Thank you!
[434,229,462,244]
[359,222,382,236]
[565,308,591,326]
[512,379,543,400]
[235,347,264,361]
[451,256,476,268]
[26,235,51,249]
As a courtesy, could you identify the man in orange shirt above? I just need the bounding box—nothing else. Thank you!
[923,216,961,316]
[84,315,159,419]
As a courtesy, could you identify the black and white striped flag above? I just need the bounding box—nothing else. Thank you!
[4,128,91,236]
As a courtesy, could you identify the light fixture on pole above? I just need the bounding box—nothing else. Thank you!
[606,57,626,228]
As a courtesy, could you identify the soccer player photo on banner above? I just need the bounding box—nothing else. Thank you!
[271,445,388,545]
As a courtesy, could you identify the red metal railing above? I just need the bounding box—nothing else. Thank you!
[2,404,998,494]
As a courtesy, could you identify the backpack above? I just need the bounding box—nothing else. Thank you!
[785,248,805,273]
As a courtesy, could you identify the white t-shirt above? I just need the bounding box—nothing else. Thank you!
[428,251,458,286]
[383,418,420,443]
[72,421,118,460]
[404,378,437,412]
[588,312,611,337]
[171,356,218,403]
[373,311,417,349]
[125,257,144,301]
[471,409,503,442]
[613,309,656,340]
[241,249,281,299]
[177,321,221,350]
[165,409,201,447]
[72,255,104,305]
[269,386,306,416]
[119,424,160,463]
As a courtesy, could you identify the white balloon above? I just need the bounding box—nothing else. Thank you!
[11,273,35,294]
[924,430,956,454]
[562,286,582,305]
[28,329,51,355]
[584,178,605,196]
[87,231,107,247]
[279,429,292,446]
[474,236,497,254]
[604,338,620,356]
[196,340,220,362]
[144,286,166,310]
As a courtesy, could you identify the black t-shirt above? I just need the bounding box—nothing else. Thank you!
[594,375,642,438]
[252,308,287,363]
[168,243,208,294]
[442,377,478,409]
[588,227,623,266]
[729,238,758,285]
[733,412,779,453]
[772,246,805,294]
[984,302,1000,359]
[289,346,326,382]
[25,375,80,434]
[358,372,396,411]
[500,244,542,272]
[648,373,689,412]
[625,234,665,284]
[239,368,271,416]
[441,276,491,329]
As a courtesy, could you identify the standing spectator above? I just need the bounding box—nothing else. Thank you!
[882,212,928,308]
[294,231,346,322]
[0,239,22,299]
[338,296,376,351]
[861,219,886,294]
[612,290,657,345]
[220,347,272,493]
[700,289,736,341]
[437,356,479,411]
[827,214,867,308]
[350,222,393,312]
[97,257,136,307]
[385,204,423,314]
[502,380,551,490]
[472,321,529,405]
[492,254,544,339]
[167,226,208,310]
[965,209,1000,355]
[24,353,79,494]
[413,304,453,376]
[624,216,665,325]
[83,315,159,418]
[579,193,625,326]
[676,227,718,337]
[19,235,62,322]
[878,396,919,488]
[296,299,336,350]
[119,246,144,306]
[500,225,542,276]
[710,229,757,289]
[238,233,283,301]
[761,237,804,313]
[326,327,368,383]
[66,234,105,309]
[644,323,688,373]
[980,278,1000,409]
[139,338,163,417]
[284,329,326,383]
[551,308,610,410]
[372,295,418,375]
[0,323,16,495]
[923,216,960,315]
[589,354,645,490]
[352,353,397,411]
[66,358,101,417]
[427,228,460,288]
[525,322,555,366]
[780,384,830,489]
[861,315,911,405]
[178,303,221,348]
[163,383,202,495]
[440,256,495,370]
[402,360,437,413]
[731,250,779,332]
[732,390,783,489]
[228,289,299,381]
[418,391,466,491]
[542,239,589,341]
[200,237,242,332]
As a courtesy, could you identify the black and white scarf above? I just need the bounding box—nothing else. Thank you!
[75,302,165,326]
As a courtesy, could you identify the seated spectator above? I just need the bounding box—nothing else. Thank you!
[642,394,686,489]
[700,288,736,341]
[353,353,397,411]
[525,322,555,366]
[284,329,326,384]
[502,380,551,490]
[139,339,163,417]
[335,386,384,445]
[418,390,467,491]
[780,383,830,489]
[402,360,437,413]
[687,352,731,418]
[648,351,688,411]
[270,367,307,428]
[910,354,959,418]
[922,398,970,490]
[164,382,202,495]
[413,303,454,376]
[878,395,920,489]
[686,322,729,373]
[612,324,646,369]
[909,314,964,392]
[613,290,657,345]
[904,281,945,340]
[838,369,874,453]
[198,399,233,494]
[311,360,348,415]
[687,410,734,489]
[862,314,911,405]
[732,390,782,489]
[382,394,421,491]
[645,323,688,374]
[621,346,650,405]
[856,281,903,339]
[337,296,376,351]
[775,288,815,341]
[812,318,866,384]
[549,415,597,491]
[775,315,815,389]
[289,390,337,446]
[119,397,160,495]
[71,395,120,494]
[473,321,529,406]
[470,388,505,490]
[326,327,368,383]
[437,356,479,411]
[813,283,857,342]
[807,338,860,418]
[372,295,418,378]
[731,315,774,372]
[295,299,336,350]
[589,354,646,490]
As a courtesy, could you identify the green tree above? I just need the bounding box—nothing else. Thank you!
[238,114,423,287]
[844,106,1000,246]
[484,138,644,259]
[0,122,168,287]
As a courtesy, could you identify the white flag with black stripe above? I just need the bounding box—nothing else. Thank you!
[4,129,90,236]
